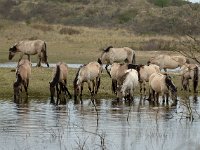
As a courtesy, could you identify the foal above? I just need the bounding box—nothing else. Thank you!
[13,59,31,102]
[49,62,71,105]
[73,60,102,104]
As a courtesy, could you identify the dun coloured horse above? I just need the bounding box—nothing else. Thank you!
[13,59,31,102]
[49,62,71,105]
[73,59,102,104]
[149,72,177,105]
[181,63,199,93]
[100,46,136,77]
[147,54,189,72]
[110,63,137,95]
[120,69,139,101]
[136,64,160,96]
[9,40,49,67]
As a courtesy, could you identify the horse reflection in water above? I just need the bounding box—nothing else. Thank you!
[49,62,71,105]
[149,72,177,105]
[73,59,102,104]
[181,63,199,93]
[13,59,31,103]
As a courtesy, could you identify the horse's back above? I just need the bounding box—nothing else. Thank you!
[149,72,165,92]
[17,61,31,80]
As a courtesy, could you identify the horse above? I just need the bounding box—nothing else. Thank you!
[49,62,72,105]
[148,72,177,105]
[110,63,138,95]
[147,54,189,72]
[136,64,160,96]
[9,39,49,67]
[120,69,139,101]
[13,59,31,102]
[73,59,102,104]
[180,63,199,93]
[99,46,136,77]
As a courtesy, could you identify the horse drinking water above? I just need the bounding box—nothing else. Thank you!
[73,59,102,104]
[100,46,136,77]
[9,39,49,67]
[49,62,71,105]
[13,59,31,102]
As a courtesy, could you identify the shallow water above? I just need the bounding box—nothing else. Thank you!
[0,97,200,150]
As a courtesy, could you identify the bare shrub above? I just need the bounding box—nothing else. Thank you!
[59,27,80,35]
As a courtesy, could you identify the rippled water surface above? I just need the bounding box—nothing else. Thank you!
[0,97,200,150]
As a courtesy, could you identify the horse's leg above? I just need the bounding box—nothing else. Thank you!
[23,81,28,96]
[80,84,83,104]
[140,81,143,95]
[37,54,41,67]
[143,81,147,97]
[56,84,60,105]
[18,53,24,64]
[105,64,111,77]
[63,80,72,99]
[164,68,167,72]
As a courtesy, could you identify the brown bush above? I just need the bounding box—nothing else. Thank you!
[59,27,80,35]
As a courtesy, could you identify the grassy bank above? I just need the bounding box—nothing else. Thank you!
[0,65,198,101]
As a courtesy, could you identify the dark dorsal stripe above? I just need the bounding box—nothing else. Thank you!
[103,46,113,52]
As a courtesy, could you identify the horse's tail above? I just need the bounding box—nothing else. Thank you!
[96,77,101,94]
[111,79,117,94]
[103,46,113,52]
[42,42,49,67]
[132,52,136,64]
[193,66,199,93]
[51,65,60,86]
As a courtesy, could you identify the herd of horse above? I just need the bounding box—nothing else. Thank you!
[9,39,199,105]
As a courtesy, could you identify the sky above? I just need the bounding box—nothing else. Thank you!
[188,0,200,3]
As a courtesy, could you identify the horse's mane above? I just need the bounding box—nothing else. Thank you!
[14,73,22,87]
[50,65,60,86]
[103,46,113,52]
[73,65,85,88]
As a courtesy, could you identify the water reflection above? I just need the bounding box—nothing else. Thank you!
[0,97,200,150]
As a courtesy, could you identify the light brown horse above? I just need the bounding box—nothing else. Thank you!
[100,46,136,76]
[110,63,138,95]
[9,39,49,67]
[49,62,71,105]
[136,64,160,96]
[181,63,199,93]
[73,59,102,104]
[120,69,139,101]
[147,54,189,72]
[13,59,31,102]
[149,72,177,105]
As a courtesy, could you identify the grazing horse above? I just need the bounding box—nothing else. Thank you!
[73,60,102,104]
[49,62,71,105]
[147,54,189,72]
[9,40,49,67]
[120,69,139,101]
[181,63,199,93]
[110,63,137,95]
[136,64,160,96]
[100,46,136,76]
[149,72,177,104]
[13,59,31,102]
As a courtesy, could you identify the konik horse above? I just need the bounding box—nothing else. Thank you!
[147,54,189,72]
[9,39,49,67]
[13,59,31,102]
[73,59,102,104]
[49,62,71,105]
[100,46,136,76]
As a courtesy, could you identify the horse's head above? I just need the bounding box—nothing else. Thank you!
[13,81,22,102]
[165,75,177,102]
[9,45,17,60]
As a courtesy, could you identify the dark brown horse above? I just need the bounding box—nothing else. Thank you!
[49,62,71,105]
[9,40,49,67]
